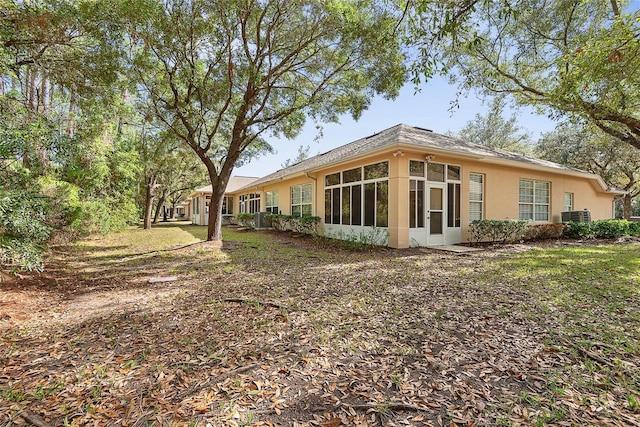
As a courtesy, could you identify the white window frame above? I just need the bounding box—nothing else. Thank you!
[291,183,312,217]
[519,179,550,222]
[469,173,484,222]
[266,190,279,214]
[564,192,573,212]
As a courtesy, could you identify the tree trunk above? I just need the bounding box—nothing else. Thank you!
[623,194,632,220]
[143,175,157,230]
[153,193,166,224]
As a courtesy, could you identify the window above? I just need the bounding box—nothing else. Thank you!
[266,191,278,214]
[447,183,461,227]
[519,179,550,221]
[205,196,211,214]
[222,196,233,215]
[324,161,388,227]
[193,197,200,215]
[248,193,260,213]
[564,192,573,212]
[409,179,425,228]
[291,183,312,217]
[239,193,260,213]
[427,163,445,182]
[469,173,484,222]
[410,160,425,177]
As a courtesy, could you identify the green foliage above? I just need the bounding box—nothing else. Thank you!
[562,220,639,239]
[126,0,407,240]
[265,214,320,235]
[411,0,640,151]
[523,224,566,241]
[468,219,529,244]
[236,213,255,229]
[456,96,533,155]
[0,191,52,272]
[326,227,389,251]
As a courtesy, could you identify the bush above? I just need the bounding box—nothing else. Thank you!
[591,219,631,238]
[265,214,320,235]
[563,219,637,239]
[523,223,566,241]
[326,227,389,251]
[0,191,53,272]
[236,213,255,228]
[468,219,529,244]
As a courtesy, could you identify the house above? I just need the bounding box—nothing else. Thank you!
[189,176,258,226]
[189,124,622,248]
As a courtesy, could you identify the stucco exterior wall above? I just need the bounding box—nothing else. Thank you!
[215,147,615,249]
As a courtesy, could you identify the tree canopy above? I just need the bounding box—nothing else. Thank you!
[126,0,407,241]
[411,0,640,151]
[455,96,533,155]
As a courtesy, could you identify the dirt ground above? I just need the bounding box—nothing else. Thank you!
[1,230,639,426]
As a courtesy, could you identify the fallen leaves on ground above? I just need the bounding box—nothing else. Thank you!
[1,225,639,426]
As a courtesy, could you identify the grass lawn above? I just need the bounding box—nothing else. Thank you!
[1,222,639,426]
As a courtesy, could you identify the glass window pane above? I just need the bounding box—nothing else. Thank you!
[364,183,375,226]
[417,181,424,228]
[469,202,483,222]
[410,160,424,177]
[343,167,361,183]
[302,184,312,203]
[427,163,445,182]
[519,180,534,203]
[351,185,361,225]
[342,186,351,225]
[324,189,331,223]
[447,165,461,181]
[302,205,312,217]
[364,161,388,180]
[325,173,340,186]
[519,204,533,220]
[376,181,388,227]
[430,212,443,234]
[430,187,443,210]
[332,188,340,224]
[409,184,416,228]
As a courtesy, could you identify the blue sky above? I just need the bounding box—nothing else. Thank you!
[235,75,557,177]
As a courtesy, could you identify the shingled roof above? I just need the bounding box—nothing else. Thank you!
[193,176,259,194]
[233,123,611,192]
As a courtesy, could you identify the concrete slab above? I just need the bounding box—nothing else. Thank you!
[430,245,483,253]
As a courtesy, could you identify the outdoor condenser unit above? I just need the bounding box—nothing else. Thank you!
[561,209,592,223]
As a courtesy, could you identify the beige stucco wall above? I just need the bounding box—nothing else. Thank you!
[223,147,615,248]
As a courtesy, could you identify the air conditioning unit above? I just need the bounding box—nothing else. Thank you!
[254,212,270,229]
[561,210,592,223]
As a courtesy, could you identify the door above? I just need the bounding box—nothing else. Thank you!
[427,184,445,245]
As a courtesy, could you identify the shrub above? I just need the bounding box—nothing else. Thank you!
[524,223,565,241]
[468,219,529,244]
[326,227,388,250]
[563,219,636,239]
[591,219,631,238]
[292,215,320,235]
[0,191,53,272]
[236,213,255,228]
[265,214,291,231]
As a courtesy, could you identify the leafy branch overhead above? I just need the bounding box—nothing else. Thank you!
[124,0,407,241]
[410,0,640,150]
